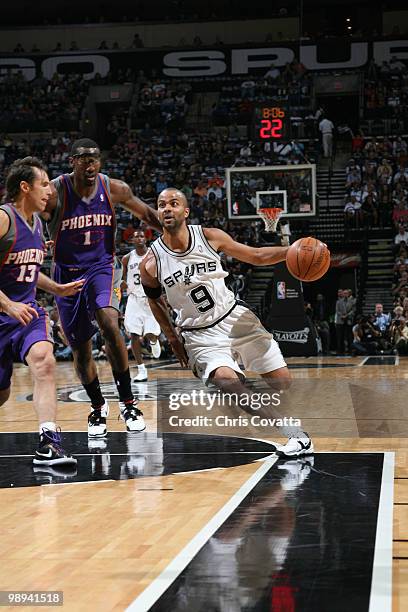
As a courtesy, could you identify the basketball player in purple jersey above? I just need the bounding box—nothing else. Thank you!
[45,139,162,438]
[0,157,84,467]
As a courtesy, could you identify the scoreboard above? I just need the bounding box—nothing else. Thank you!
[253,106,287,141]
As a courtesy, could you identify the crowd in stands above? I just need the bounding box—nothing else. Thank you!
[332,220,408,356]
[336,56,408,354]
[324,54,408,353]
[349,304,408,358]
[364,57,408,131]
[306,273,408,356]
[389,224,408,354]
[0,71,88,132]
[337,130,408,356]
[344,135,408,230]
[329,288,408,357]
[132,77,192,130]
[0,132,76,199]
[0,66,149,134]
[212,60,316,139]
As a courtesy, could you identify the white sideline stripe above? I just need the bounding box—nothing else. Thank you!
[44,480,115,486]
[77,449,274,454]
[358,357,370,366]
[175,467,224,475]
[0,451,276,458]
[368,451,394,612]
[126,454,279,612]
[0,430,87,433]
[0,454,34,458]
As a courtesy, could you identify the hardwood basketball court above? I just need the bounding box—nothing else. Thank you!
[0,356,405,611]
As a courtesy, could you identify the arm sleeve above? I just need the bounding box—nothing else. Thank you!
[142,284,162,299]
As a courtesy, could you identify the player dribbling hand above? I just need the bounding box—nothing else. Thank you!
[169,334,189,367]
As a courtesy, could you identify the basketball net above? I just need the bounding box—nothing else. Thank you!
[257,208,283,233]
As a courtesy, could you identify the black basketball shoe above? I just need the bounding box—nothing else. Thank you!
[33,428,77,466]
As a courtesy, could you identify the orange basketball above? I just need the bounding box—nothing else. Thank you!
[286,237,330,282]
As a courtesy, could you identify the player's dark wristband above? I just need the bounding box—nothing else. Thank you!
[142,284,162,299]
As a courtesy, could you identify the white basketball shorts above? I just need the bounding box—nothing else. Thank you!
[124,294,161,337]
[182,304,286,381]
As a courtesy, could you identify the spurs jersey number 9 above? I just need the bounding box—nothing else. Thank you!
[150,225,235,329]
[126,251,145,298]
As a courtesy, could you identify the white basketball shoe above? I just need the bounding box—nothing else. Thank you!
[88,401,109,438]
[273,433,314,457]
[133,364,148,382]
[150,340,161,359]
[119,399,146,432]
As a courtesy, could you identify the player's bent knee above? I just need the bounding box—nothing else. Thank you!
[262,367,292,390]
[0,387,11,406]
[96,307,118,328]
[72,342,93,366]
[27,343,56,379]
[27,341,54,361]
[210,366,241,381]
[33,355,55,379]
[40,354,56,378]
[99,317,121,343]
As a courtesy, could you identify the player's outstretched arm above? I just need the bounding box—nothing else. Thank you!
[110,179,162,233]
[140,251,188,367]
[203,227,289,266]
[37,272,85,297]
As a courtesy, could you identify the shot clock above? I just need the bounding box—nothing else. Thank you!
[253,106,287,141]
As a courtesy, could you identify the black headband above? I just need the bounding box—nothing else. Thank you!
[72,147,100,157]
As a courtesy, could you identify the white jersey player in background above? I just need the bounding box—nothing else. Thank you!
[140,188,314,457]
[122,229,161,382]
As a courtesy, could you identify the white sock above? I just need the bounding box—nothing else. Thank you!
[138,364,147,371]
[39,421,57,435]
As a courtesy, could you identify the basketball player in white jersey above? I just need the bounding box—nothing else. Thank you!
[122,229,161,382]
[139,188,313,457]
